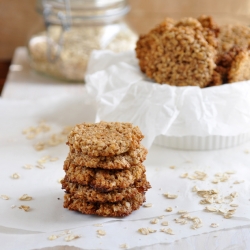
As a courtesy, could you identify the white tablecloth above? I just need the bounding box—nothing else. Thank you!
[1,47,250,250]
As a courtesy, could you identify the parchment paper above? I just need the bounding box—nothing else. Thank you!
[0,95,250,250]
[85,50,250,149]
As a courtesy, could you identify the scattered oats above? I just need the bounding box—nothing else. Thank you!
[158,215,165,219]
[210,223,219,228]
[188,175,197,180]
[166,207,173,212]
[19,194,32,201]
[97,230,106,236]
[161,221,168,226]
[160,228,174,234]
[143,203,152,208]
[34,142,46,151]
[215,173,223,177]
[181,213,190,218]
[224,213,233,219]
[218,208,228,214]
[163,193,178,199]
[192,217,202,224]
[64,234,80,241]
[19,205,30,212]
[63,230,72,235]
[11,173,20,179]
[230,192,238,198]
[11,205,16,209]
[212,179,219,184]
[192,186,199,192]
[23,164,33,169]
[215,198,224,204]
[165,228,175,235]
[36,164,45,169]
[147,228,157,233]
[1,195,9,200]
[197,189,218,197]
[178,210,187,214]
[226,171,236,174]
[93,224,103,227]
[37,155,50,164]
[228,209,236,214]
[169,166,176,169]
[230,204,239,207]
[57,178,63,184]
[205,206,218,212]
[120,243,129,249]
[233,180,244,184]
[48,235,58,240]
[191,223,203,229]
[150,218,159,224]
[138,228,149,235]
[244,150,249,154]
[50,157,59,162]
[174,218,188,225]
[180,173,188,178]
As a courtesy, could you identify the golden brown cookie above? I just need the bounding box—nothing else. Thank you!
[228,50,250,83]
[208,46,245,86]
[67,122,144,157]
[62,177,150,203]
[63,192,145,217]
[136,21,216,87]
[63,161,146,192]
[218,24,250,53]
[68,145,147,170]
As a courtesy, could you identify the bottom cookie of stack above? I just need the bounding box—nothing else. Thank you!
[64,192,146,217]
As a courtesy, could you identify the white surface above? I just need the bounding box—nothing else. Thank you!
[1,96,250,250]
[85,50,250,149]
[1,47,250,250]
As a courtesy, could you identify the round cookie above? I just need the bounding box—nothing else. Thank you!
[63,161,146,192]
[69,145,148,170]
[218,24,250,53]
[67,122,144,157]
[62,177,150,203]
[136,22,216,87]
[63,192,145,217]
[228,50,250,83]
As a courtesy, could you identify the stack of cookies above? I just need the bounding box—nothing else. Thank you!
[61,121,151,217]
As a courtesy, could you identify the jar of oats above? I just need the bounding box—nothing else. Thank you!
[28,0,137,82]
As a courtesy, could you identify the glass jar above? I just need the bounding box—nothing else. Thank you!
[28,0,137,82]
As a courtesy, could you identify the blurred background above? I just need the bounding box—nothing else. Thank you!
[1,0,250,92]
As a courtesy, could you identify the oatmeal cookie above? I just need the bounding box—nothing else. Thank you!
[136,21,216,87]
[63,162,146,191]
[69,144,147,170]
[228,50,250,83]
[208,46,244,86]
[63,192,145,217]
[218,24,250,53]
[62,178,150,203]
[67,122,144,157]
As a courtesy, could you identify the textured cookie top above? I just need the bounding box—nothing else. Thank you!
[228,50,250,83]
[218,24,250,53]
[67,122,144,157]
[136,17,216,87]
